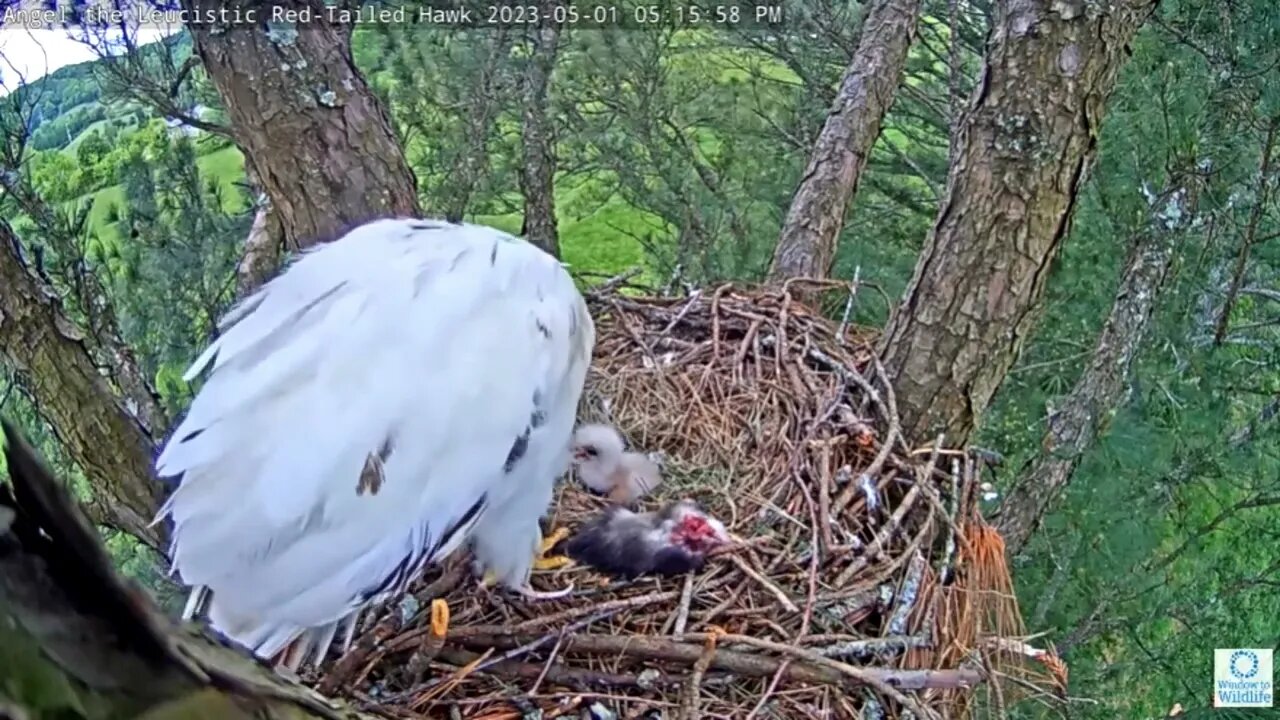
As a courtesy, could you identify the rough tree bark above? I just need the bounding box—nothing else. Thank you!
[878,0,1160,445]
[181,0,420,251]
[235,201,285,296]
[235,164,286,295]
[767,0,923,282]
[996,180,1195,554]
[0,421,374,720]
[519,11,563,257]
[0,223,165,553]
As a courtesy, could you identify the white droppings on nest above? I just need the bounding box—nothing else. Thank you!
[587,702,617,720]
[859,473,879,512]
[640,351,677,369]
[834,464,854,486]
[636,668,661,689]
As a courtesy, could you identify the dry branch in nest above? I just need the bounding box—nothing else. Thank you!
[312,281,1066,719]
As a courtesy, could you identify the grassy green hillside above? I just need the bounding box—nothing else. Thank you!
[82,144,248,242]
[18,27,656,281]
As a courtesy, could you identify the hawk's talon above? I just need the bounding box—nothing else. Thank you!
[516,582,575,601]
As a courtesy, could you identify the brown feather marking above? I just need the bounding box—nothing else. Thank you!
[356,435,396,496]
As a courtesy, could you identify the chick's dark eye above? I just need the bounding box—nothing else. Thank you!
[584,446,599,457]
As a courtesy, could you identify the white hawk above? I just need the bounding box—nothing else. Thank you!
[154,218,592,669]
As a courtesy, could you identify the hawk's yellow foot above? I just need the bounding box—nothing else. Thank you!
[477,528,577,599]
[533,526,573,570]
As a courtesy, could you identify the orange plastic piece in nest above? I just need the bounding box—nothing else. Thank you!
[429,598,449,638]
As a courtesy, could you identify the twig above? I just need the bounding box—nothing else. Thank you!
[835,436,943,587]
[678,632,953,717]
[672,573,695,635]
[728,543,799,614]
[678,628,721,720]
[814,635,932,659]
[661,288,704,335]
[459,608,620,678]
[940,456,962,584]
[744,659,791,720]
[385,589,694,654]
[887,552,928,635]
[452,632,984,695]
[435,649,683,691]
[836,266,862,343]
[583,267,644,297]
[318,615,401,695]
[528,634,566,696]
[408,648,494,709]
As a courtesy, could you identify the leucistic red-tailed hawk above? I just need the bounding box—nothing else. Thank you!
[154,218,593,670]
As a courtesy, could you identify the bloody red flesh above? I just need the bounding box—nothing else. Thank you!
[670,514,722,552]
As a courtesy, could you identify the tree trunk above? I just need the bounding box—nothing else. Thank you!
[0,173,169,438]
[996,181,1193,554]
[235,201,284,296]
[519,12,563,258]
[182,0,420,251]
[877,0,1160,445]
[767,0,923,282]
[235,162,286,295]
[0,420,376,720]
[0,223,165,553]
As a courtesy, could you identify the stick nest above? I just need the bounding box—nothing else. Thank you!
[314,282,1065,720]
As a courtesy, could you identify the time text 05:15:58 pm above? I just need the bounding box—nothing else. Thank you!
[471,3,785,28]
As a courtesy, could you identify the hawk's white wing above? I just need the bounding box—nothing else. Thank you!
[154,219,592,654]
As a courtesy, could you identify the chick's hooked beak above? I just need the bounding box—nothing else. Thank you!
[572,445,597,464]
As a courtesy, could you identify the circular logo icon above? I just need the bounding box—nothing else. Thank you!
[1229,650,1260,679]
